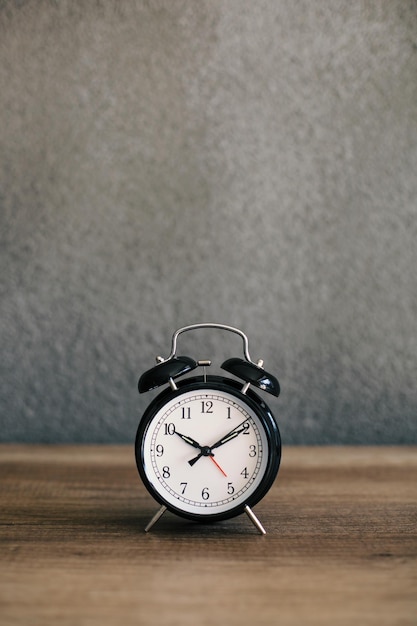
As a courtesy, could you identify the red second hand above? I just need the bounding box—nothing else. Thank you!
[209,455,227,477]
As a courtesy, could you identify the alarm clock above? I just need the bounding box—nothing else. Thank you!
[135,323,281,534]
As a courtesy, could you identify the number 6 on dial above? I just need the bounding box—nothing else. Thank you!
[135,324,281,534]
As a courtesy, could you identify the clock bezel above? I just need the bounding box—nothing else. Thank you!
[135,374,281,523]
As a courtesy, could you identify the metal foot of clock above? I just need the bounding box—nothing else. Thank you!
[144,503,267,534]
[144,505,168,533]
[244,505,266,535]
[135,323,282,535]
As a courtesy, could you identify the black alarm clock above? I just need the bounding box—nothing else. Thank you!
[135,323,281,534]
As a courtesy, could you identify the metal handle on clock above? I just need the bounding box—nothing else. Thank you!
[166,323,255,364]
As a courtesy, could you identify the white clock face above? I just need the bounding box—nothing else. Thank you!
[141,388,270,517]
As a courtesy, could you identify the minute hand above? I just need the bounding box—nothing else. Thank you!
[210,421,249,451]
[188,420,249,467]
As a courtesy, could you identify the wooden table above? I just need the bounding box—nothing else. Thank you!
[0,445,416,625]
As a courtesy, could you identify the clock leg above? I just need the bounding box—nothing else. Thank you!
[144,505,167,532]
[244,505,266,535]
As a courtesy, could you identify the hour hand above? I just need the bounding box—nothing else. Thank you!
[175,431,203,450]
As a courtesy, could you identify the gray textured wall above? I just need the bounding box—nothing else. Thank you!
[1,1,416,444]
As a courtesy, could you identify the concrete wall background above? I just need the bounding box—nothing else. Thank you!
[1,0,416,444]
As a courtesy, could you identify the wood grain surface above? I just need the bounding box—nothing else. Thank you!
[0,445,416,625]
